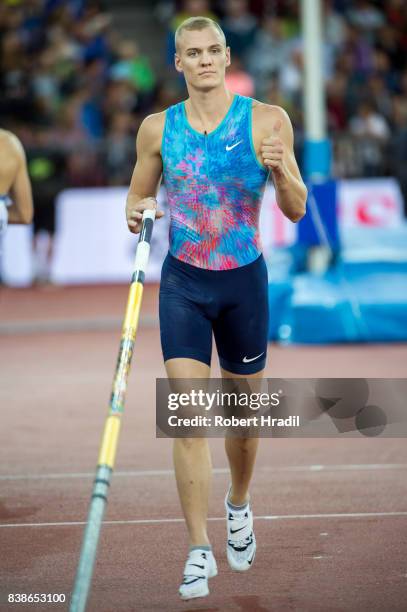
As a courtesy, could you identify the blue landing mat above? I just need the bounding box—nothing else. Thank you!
[268,266,407,344]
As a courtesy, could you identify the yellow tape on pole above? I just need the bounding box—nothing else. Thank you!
[123,281,143,331]
[98,415,121,468]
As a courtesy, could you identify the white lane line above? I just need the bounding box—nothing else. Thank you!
[1,464,407,482]
[1,512,407,529]
[0,314,158,335]
[265,464,407,472]
[0,468,228,481]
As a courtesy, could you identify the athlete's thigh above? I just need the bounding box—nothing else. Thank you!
[159,254,213,366]
[165,357,210,378]
[213,255,269,376]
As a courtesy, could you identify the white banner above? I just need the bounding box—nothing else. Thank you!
[1,179,403,286]
[338,178,404,228]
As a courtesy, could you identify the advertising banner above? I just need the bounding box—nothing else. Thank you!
[2,179,404,286]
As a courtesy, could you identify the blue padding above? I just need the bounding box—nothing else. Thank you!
[340,225,407,271]
[303,139,331,179]
[268,225,407,344]
[268,281,293,340]
[298,180,339,249]
[270,267,407,344]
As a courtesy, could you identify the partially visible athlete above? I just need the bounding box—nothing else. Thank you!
[0,129,33,238]
[126,16,307,601]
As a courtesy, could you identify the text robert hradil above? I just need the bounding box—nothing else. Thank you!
[167,415,300,427]
[167,390,281,411]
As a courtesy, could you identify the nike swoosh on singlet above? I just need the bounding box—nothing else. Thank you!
[242,352,264,363]
[225,140,243,151]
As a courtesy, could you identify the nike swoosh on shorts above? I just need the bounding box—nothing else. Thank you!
[242,352,264,363]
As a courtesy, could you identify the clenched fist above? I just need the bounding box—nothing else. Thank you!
[260,120,286,176]
[126,196,164,234]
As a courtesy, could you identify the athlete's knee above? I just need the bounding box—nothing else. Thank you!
[175,437,208,451]
[226,436,258,451]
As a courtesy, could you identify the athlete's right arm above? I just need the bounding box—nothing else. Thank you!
[126,113,165,234]
[7,134,33,225]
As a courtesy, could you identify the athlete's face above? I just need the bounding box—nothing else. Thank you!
[175,27,230,90]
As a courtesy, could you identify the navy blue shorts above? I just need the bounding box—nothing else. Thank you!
[159,252,269,374]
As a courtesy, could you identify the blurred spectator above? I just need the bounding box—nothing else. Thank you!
[375,25,405,73]
[246,16,291,99]
[151,79,186,113]
[110,40,156,112]
[262,75,302,135]
[263,75,292,113]
[28,127,66,285]
[166,0,217,66]
[45,24,82,96]
[277,0,301,39]
[384,0,406,27]
[31,48,60,120]
[77,81,104,141]
[371,49,398,91]
[323,0,346,51]
[110,41,155,94]
[279,45,303,104]
[389,95,407,215]
[365,73,393,122]
[326,72,348,132]
[221,0,257,61]
[225,55,254,97]
[400,69,407,102]
[53,94,87,149]
[341,23,374,75]
[65,145,105,187]
[103,79,138,125]
[349,101,390,176]
[74,9,112,64]
[105,112,136,186]
[346,1,384,38]
[0,28,35,123]
[172,0,217,29]
[349,101,390,140]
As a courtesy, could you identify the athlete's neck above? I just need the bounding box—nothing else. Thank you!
[185,88,235,133]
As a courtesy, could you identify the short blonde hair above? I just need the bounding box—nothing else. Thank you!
[175,17,226,52]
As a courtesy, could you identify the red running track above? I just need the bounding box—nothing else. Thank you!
[1,285,406,611]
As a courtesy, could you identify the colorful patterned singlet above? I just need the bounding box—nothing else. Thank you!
[161,94,269,270]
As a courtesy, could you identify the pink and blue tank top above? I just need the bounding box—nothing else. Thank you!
[161,94,269,270]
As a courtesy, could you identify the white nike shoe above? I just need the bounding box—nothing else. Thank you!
[178,548,218,600]
[225,488,256,571]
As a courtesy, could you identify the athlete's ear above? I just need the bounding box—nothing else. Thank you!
[225,46,231,68]
[174,53,183,73]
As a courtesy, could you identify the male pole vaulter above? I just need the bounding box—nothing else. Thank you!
[126,16,307,601]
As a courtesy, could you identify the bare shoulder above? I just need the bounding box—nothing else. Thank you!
[139,110,166,134]
[0,129,25,158]
[137,111,166,154]
[251,101,293,137]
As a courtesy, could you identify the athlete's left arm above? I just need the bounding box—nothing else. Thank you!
[260,106,307,223]
[7,133,33,225]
